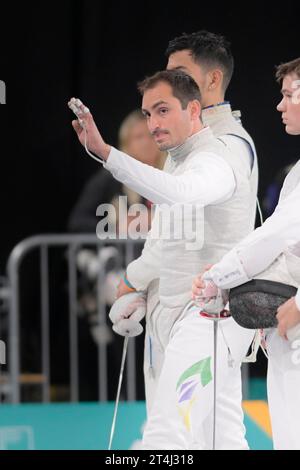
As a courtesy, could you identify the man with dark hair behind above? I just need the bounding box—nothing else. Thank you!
[166,30,234,96]
[193,57,300,449]
[70,68,257,449]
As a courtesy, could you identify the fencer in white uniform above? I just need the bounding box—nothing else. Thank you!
[123,101,259,450]
[126,32,260,450]
[194,60,300,449]
[69,69,257,449]
[197,169,300,450]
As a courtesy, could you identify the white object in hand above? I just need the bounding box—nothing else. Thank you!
[68,97,89,127]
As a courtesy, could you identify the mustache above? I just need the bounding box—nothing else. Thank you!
[151,129,169,137]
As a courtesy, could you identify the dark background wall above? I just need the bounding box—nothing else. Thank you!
[0,1,299,269]
[0,0,299,395]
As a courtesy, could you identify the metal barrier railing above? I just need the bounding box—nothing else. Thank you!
[5,234,144,404]
[2,234,250,404]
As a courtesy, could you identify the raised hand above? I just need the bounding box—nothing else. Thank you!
[68,97,111,160]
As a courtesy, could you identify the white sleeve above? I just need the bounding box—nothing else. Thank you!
[206,181,300,289]
[104,146,235,206]
[126,212,162,291]
[295,289,300,311]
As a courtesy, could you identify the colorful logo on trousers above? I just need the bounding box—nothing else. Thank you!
[176,357,212,431]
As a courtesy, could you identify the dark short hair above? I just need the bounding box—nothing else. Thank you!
[137,69,201,109]
[165,30,234,92]
[276,58,300,83]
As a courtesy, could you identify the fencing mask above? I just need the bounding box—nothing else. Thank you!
[229,279,297,329]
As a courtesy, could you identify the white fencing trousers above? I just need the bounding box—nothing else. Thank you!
[266,328,300,450]
[142,305,255,449]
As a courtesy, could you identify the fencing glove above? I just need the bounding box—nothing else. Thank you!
[109,291,146,337]
[194,279,228,314]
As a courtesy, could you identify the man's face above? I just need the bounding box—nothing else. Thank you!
[167,50,210,102]
[277,73,300,135]
[142,81,194,151]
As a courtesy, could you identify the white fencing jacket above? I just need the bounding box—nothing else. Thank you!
[206,159,300,309]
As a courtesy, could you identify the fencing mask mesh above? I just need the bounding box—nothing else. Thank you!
[229,279,297,329]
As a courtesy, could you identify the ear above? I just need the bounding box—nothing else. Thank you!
[189,99,201,121]
[207,69,223,91]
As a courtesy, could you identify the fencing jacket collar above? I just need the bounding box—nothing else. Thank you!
[168,126,212,161]
[202,102,235,125]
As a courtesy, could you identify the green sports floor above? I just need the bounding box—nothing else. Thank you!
[0,379,273,450]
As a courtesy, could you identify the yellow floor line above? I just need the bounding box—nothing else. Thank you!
[243,400,272,438]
